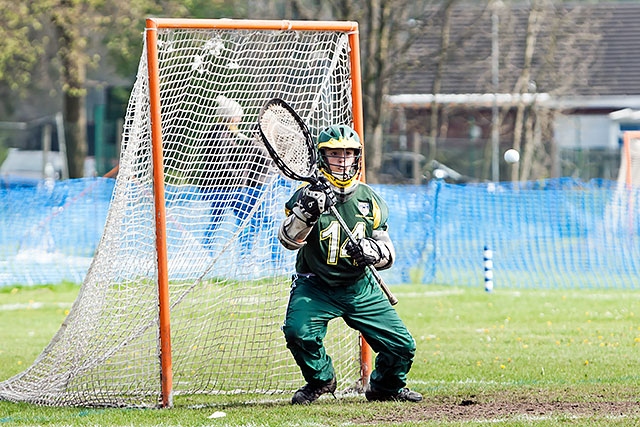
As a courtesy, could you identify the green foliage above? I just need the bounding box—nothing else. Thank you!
[184,0,242,19]
[1,283,639,425]
[0,2,45,99]
[103,0,249,78]
[0,0,251,106]
[0,140,8,166]
[101,0,168,77]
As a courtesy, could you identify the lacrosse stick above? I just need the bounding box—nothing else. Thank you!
[258,98,398,305]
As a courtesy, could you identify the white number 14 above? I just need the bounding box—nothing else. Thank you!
[320,221,366,265]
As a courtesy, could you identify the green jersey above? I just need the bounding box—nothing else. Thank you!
[284,183,390,287]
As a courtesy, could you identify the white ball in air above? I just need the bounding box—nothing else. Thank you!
[504,149,520,163]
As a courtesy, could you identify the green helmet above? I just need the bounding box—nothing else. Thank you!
[316,125,362,188]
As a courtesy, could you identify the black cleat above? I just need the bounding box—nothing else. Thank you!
[365,386,423,402]
[291,377,337,404]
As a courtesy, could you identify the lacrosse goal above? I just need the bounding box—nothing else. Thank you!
[0,18,368,408]
[619,131,640,188]
[607,131,640,234]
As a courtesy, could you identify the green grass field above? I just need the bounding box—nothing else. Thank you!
[1,283,639,426]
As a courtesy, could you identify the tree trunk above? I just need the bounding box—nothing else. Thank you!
[428,0,454,167]
[511,1,542,182]
[63,86,87,178]
[368,123,384,184]
[53,7,87,179]
[412,131,422,184]
[362,0,387,183]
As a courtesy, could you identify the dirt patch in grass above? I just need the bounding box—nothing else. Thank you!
[352,389,640,424]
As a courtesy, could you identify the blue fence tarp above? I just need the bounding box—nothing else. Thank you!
[1,177,638,288]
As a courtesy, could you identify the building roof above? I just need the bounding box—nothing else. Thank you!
[390,2,640,105]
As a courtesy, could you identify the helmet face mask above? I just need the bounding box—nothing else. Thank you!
[317,125,362,189]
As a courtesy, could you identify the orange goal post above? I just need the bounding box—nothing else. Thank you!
[0,17,371,408]
[620,131,640,189]
[607,130,640,235]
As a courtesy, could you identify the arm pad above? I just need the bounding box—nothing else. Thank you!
[278,211,314,250]
[370,229,395,270]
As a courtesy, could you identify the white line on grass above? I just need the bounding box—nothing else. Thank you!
[393,289,466,297]
[0,302,72,311]
[396,288,640,301]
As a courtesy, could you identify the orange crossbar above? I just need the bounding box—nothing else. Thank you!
[148,18,358,32]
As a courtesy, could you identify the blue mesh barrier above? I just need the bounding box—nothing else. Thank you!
[0,178,115,286]
[1,177,638,288]
[376,179,640,288]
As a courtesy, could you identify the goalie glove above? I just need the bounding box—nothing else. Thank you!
[346,237,384,267]
[291,180,337,225]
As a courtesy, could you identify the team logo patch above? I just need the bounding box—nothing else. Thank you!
[358,201,370,216]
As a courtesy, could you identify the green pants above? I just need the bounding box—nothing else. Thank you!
[282,273,416,394]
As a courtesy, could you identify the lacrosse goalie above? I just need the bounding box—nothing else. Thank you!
[278,125,422,404]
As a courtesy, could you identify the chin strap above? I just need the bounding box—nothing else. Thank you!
[333,180,359,203]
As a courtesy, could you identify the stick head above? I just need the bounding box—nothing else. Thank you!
[258,98,318,183]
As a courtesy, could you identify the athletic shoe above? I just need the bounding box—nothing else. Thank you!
[291,377,337,404]
[365,386,423,402]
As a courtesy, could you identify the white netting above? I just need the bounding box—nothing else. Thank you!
[0,22,360,407]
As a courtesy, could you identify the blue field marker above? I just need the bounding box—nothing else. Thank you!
[484,245,494,292]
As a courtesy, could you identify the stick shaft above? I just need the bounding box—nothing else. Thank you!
[329,206,398,305]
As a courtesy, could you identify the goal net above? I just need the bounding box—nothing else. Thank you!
[618,131,640,187]
[0,18,365,408]
[607,131,640,234]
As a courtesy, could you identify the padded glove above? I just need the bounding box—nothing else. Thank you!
[345,237,383,267]
[292,180,336,225]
